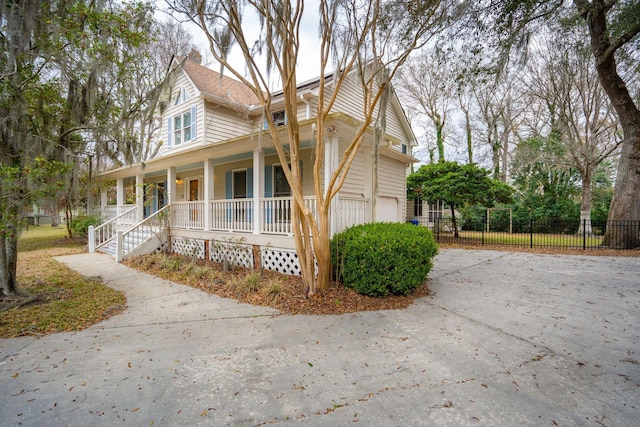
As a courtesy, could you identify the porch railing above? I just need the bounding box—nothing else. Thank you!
[172,201,205,229]
[117,205,170,262]
[210,199,254,232]
[89,205,137,253]
[169,196,365,235]
[336,197,370,233]
[261,196,317,235]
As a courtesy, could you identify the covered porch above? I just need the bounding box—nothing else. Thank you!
[95,120,374,244]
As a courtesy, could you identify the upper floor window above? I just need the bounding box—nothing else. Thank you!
[264,110,287,129]
[174,111,191,145]
[401,144,407,155]
[272,110,286,127]
[167,106,197,148]
[174,86,190,105]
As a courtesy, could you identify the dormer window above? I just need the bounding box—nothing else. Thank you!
[174,86,191,105]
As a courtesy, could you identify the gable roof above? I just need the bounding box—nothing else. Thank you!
[174,56,261,108]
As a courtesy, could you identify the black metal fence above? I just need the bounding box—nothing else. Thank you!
[408,217,640,250]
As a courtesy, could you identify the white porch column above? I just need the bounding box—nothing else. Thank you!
[136,173,144,221]
[204,159,214,230]
[116,178,125,216]
[325,133,339,237]
[167,167,176,204]
[253,148,264,234]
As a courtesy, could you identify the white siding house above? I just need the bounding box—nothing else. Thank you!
[91,56,418,275]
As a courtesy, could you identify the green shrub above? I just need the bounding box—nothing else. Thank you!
[69,215,102,237]
[331,222,438,297]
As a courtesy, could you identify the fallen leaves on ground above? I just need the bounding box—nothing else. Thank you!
[124,253,431,315]
[1,243,126,338]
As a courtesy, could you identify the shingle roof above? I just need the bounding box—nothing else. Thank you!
[176,57,261,107]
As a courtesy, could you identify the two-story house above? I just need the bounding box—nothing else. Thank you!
[90,54,418,276]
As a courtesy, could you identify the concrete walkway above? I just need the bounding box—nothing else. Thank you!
[1,249,638,426]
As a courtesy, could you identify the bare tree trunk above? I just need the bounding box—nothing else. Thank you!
[436,120,445,162]
[0,224,22,296]
[49,199,60,226]
[602,134,640,248]
[500,126,510,182]
[451,205,459,238]
[576,0,640,248]
[577,169,593,236]
[464,108,473,164]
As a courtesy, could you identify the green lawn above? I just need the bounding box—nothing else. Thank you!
[449,230,603,248]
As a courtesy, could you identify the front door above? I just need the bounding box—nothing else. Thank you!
[189,179,199,201]
[188,178,200,225]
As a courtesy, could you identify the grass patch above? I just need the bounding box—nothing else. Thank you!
[0,226,126,338]
[453,231,603,247]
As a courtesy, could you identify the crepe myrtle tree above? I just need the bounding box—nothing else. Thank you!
[170,0,464,297]
[407,161,514,237]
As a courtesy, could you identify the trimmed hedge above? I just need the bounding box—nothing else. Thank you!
[331,222,438,297]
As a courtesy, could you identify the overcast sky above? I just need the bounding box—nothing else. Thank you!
[159,1,325,87]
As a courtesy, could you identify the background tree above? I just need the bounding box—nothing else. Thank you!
[470,0,640,247]
[407,161,514,237]
[510,135,581,222]
[525,29,622,235]
[96,18,200,170]
[170,0,460,297]
[398,47,457,162]
[0,0,155,296]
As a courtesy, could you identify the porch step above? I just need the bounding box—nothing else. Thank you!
[97,228,158,258]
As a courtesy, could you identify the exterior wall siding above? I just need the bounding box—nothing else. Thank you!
[204,104,254,145]
[160,73,201,156]
[338,139,367,196]
[378,155,407,222]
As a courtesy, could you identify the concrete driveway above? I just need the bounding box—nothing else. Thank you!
[1,249,638,426]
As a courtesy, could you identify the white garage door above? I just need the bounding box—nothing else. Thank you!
[377,196,399,222]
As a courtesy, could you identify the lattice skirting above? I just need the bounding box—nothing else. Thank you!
[172,237,206,259]
[261,248,300,276]
[210,240,254,269]
[260,248,317,276]
[169,237,314,277]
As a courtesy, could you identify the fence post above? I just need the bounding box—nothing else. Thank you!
[482,218,485,246]
[436,216,440,242]
[583,218,587,250]
[530,219,534,249]
[88,226,95,253]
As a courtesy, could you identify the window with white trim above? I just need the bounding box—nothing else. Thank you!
[167,105,197,148]
[173,110,192,145]
[233,170,247,199]
[273,164,291,197]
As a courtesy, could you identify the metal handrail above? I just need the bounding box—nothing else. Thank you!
[89,206,137,253]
